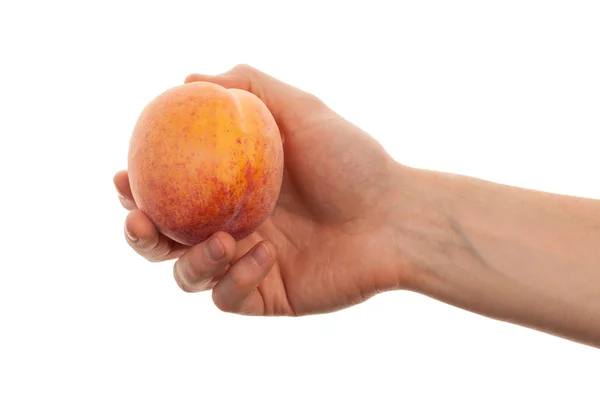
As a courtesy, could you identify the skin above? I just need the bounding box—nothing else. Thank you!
[114,64,600,348]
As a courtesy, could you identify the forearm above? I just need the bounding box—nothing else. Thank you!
[392,165,600,347]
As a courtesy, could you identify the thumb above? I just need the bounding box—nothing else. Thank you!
[184,64,324,132]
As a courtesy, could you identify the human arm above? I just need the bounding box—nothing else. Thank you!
[388,165,600,348]
[115,64,600,348]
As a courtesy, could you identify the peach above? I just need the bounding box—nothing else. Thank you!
[127,81,284,246]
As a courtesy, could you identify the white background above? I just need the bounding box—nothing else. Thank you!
[1,1,599,399]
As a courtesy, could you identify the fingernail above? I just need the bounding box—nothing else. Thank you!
[251,243,270,265]
[125,228,138,242]
[205,236,225,261]
[114,182,125,198]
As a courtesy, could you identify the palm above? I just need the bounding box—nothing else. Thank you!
[236,114,397,315]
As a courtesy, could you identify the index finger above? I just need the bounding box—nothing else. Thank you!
[184,64,325,134]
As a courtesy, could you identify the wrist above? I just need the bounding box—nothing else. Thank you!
[377,163,471,294]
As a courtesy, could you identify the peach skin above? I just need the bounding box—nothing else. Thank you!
[127,81,284,246]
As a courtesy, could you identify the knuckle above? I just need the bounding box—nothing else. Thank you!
[128,236,151,251]
[231,63,257,75]
[183,246,209,280]
[152,242,172,262]
[227,270,247,292]
[183,262,203,282]
[140,237,171,262]
[282,95,329,133]
[302,92,327,109]
[186,244,228,281]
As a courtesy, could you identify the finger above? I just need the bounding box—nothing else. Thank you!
[184,70,253,94]
[212,241,276,315]
[173,232,236,293]
[113,170,137,211]
[125,210,187,262]
[184,64,324,132]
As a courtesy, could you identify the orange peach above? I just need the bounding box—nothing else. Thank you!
[127,81,284,246]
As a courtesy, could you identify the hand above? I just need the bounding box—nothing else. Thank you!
[114,64,407,316]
